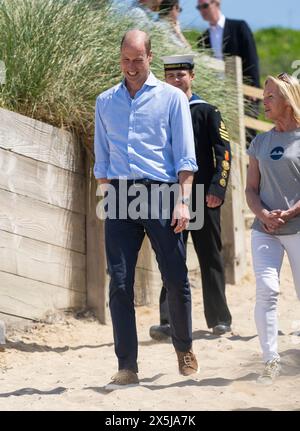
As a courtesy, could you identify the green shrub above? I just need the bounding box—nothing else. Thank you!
[255,27,300,85]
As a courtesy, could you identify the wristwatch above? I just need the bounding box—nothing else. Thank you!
[181,196,190,206]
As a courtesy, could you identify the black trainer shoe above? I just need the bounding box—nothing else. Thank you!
[149,324,171,341]
[212,324,231,336]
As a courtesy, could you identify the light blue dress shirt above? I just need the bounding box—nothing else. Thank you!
[209,14,225,60]
[94,72,198,182]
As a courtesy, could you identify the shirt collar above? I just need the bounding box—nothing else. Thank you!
[210,13,225,30]
[121,71,159,90]
[189,93,201,101]
[144,71,159,87]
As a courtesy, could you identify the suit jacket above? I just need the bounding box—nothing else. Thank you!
[197,18,260,88]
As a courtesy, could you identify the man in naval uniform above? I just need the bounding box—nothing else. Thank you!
[150,54,233,339]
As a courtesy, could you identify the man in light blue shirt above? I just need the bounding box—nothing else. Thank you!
[94,29,199,387]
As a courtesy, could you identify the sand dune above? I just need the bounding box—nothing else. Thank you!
[0,230,300,411]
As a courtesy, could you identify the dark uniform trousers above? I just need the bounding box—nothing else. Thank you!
[105,181,192,373]
[159,204,232,329]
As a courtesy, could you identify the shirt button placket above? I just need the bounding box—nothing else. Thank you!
[128,103,135,174]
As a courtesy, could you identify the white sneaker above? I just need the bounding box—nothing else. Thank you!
[257,359,281,385]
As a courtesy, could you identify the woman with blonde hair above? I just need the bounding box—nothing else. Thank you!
[246,73,300,384]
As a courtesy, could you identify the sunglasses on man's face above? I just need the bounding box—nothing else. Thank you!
[196,1,214,11]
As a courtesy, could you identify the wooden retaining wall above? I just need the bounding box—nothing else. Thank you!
[0,108,86,322]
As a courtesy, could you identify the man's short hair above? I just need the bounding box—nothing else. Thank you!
[120,30,152,55]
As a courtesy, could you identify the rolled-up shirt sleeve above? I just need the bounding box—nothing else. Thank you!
[169,90,198,176]
[93,97,109,179]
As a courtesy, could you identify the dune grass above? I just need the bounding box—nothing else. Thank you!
[0,0,238,148]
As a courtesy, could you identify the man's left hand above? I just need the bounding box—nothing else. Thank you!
[206,194,222,208]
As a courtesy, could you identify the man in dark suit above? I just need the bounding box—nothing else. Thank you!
[196,0,260,143]
[196,0,259,87]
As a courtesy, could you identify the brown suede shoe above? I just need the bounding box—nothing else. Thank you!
[106,369,139,389]
[176,349,199,376]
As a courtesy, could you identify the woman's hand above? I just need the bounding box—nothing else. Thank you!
[261,209,285,232]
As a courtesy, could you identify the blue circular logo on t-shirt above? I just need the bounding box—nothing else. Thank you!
[270,147,284,160]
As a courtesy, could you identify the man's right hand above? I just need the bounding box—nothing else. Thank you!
[171,202,190,234]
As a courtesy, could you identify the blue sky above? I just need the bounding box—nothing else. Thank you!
[179,0,300,31]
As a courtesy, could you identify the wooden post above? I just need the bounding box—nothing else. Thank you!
[0,320,5,347]
[135,237,162,306]
[86,155,109,324]
[221,56,247,284]
[225,56,248,196]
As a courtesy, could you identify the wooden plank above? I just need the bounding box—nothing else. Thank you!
[244,115,273,132]
[221,142,247,285]
[0,320,5,344]
[0,107,84,174]
[186,238,200,275]
[135,237,162,306]
[225,57,247,191]
[243,84,264,100]
[0,271,86,321]
[0,148,86,214]
[0,189,86,253]
[86,157,109,324]
[0,230,86,293]
[223,57,247,284]
[134,265,162,306]
[201,54,225,72]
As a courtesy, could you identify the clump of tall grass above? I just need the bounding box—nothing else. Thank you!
[0,0,238,148]
[0,0,129,139]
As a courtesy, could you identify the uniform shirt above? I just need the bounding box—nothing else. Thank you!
[247,128,300,235]
[189,93,231,201]
[94,72,198,182]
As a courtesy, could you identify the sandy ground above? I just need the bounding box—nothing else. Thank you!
[0,229,300,411]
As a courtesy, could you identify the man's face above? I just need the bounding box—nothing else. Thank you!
[165,69,194,95]
[120,41,152,89]
[197,0,218,22]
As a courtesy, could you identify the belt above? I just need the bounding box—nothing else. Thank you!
[110,179,175,187]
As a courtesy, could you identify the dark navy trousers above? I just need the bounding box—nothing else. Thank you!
[105,182,192,372]
[159,205,232,329]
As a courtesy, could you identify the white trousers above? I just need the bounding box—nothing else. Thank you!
[251,230,300,363]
